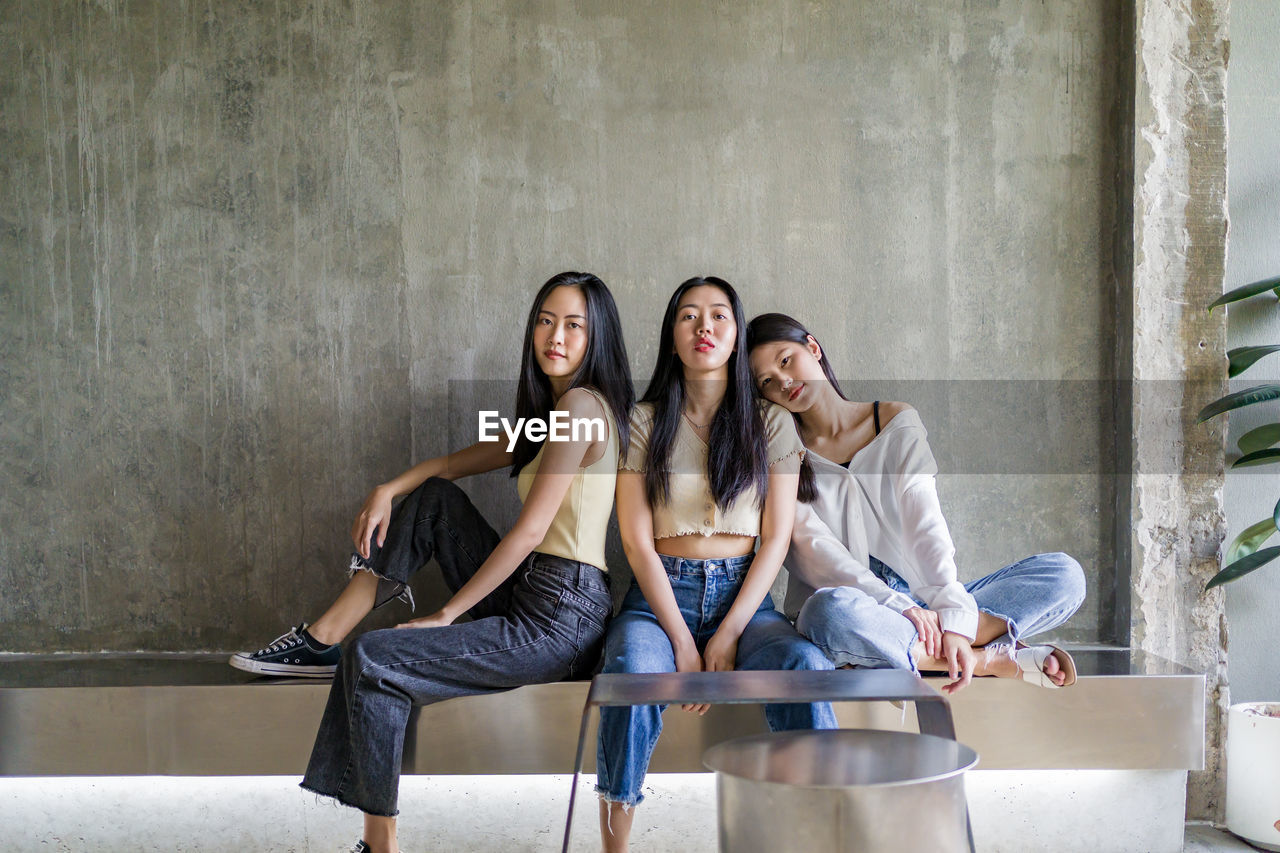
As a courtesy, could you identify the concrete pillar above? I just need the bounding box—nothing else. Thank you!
[1129,0,1230,821]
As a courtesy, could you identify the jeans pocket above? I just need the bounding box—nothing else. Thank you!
[561,586,612,622]
[521,561,563,600]
[516,574,563,628]
[549,583,608,644]
[567,613,610,679]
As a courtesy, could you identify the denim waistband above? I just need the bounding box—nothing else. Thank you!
[657,552,754,580]
[529,551,609,589]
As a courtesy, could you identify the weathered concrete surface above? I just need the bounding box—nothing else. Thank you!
[1,1,1122,650]
[0,1,416,649]
[1129,0,1230,822]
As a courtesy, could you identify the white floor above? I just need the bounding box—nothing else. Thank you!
[0,774,713,852]
[0,774,1262,852]
[1184,824,1263,852]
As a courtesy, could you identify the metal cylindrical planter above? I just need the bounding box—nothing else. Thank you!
[703,729,978,853]
[1226,702,1280,851]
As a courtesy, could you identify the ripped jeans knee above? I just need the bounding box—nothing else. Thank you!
[348,554,415,611]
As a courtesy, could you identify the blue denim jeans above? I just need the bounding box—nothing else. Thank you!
[594,554,838,807]
[301,478,612,817]
[795,552,1087,671]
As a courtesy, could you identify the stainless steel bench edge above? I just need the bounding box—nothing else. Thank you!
[0,672,1205,776]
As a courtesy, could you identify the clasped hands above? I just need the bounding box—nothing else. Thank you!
[672,629,738,716]
[903,605,974,694]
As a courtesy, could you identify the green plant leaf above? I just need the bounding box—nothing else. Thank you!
[1225,517,1278,564]
[1206,546,1280,590]
[1197,384,1280,422]
[1274,496,1280,533]
[1228,345,1280,377]
[1238,423,1280,455]
[1209,275,1280,313]
[1232,449,1280,468]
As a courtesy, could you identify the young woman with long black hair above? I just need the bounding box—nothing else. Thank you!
[230,272,632,853]
[746,312,1086,694]
[595,279,835,852]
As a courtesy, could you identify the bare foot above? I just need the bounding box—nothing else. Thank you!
[1040,650,1066,686]
[976,644,1067,686]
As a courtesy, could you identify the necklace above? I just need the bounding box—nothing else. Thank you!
[682,411,710,429]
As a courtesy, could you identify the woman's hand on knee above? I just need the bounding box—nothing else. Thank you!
[939,631,975,695]
[396,609,455,630]
[902,607,942,658]
[352,485,394,558]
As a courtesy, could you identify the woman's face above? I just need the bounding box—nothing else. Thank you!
[671,285,736,373]
[749,336,828,412]
[532,285,590,379]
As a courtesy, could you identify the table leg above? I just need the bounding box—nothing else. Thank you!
[914,697,958,740]
[562,704,594,853]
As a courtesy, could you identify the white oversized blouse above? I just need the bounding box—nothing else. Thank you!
[781,408,980,640]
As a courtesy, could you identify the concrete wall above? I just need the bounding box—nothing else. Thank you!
[1225,0,1280,705]
[0,0,1123,651]
[1128,0,1230,819]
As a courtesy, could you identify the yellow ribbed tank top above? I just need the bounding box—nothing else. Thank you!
[515,389,619,573]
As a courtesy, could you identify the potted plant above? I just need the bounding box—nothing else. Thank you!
[1198,273,1280,851]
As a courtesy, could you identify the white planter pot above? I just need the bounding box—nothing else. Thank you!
[1226,702,1280,851]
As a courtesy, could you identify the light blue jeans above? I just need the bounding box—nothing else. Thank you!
[595,553,838,807]
[796,552,1086,671]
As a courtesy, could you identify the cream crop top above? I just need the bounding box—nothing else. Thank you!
[620,401,804,539]
[515,389,619,573]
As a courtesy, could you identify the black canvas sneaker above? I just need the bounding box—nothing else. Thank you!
[228,623,340,677]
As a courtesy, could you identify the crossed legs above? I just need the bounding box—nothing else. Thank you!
[797,552,1087,685]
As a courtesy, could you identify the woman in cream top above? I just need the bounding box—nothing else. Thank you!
[516,386,619,573]
[747,312,1086,694]
[231,272,632,853]
[622,399,804,539]
[594,278,835,852]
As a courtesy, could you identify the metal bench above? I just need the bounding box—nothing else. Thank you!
[0,649,1204,851]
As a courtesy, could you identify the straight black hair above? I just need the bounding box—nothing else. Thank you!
[745,312,846,503]
[511,271,634,476]
[642,276,768,510]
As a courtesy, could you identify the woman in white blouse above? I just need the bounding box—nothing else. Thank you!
[746,313,1085,693]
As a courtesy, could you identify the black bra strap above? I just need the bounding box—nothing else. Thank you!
[872,400,881,435]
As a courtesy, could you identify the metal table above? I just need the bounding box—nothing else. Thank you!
[562,668,973,852]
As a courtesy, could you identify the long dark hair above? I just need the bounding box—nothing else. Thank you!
[642,277,767,510]
[746,312,846,503]
[511,272,634,476]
